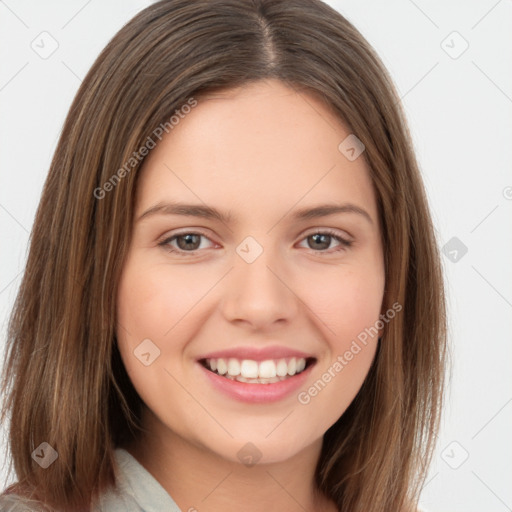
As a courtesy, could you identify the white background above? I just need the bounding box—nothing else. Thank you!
[0,1,511,511]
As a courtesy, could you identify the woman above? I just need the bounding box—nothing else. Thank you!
[0,1,447,510]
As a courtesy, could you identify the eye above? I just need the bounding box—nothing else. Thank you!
[158,232,216,255]
[297,229,353,254]
[158,229,352,256]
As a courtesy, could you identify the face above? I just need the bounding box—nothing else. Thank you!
[116,79,385,465]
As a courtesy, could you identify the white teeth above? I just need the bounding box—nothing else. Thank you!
[224,374,282,384]
[217,358,227,375]
[259,360,277,378]
[240,359,259,378]
[227,358,240,376]
[288,357,297,376]
[276,359,288,377]
[205,356,309,380]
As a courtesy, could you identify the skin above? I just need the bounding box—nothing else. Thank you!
[116,78,385,512]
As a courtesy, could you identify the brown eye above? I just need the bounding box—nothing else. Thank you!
[298,230,352,254]
[308,233,332,250]
[159,232,215,255]
[175,233,202,251]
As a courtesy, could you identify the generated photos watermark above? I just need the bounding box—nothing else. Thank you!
[297,301,402,405]
[93,97,198,199]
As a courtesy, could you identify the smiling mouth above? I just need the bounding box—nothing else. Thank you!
[199,356,316,384]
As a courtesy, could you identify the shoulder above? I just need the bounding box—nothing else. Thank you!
[95,447,181,511]
[0,449,179,512]
[0,492,47,511]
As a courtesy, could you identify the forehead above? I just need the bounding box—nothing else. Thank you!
[135,79,377,225]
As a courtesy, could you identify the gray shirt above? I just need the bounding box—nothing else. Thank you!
[94,448,182,511]
[0,448,182,512]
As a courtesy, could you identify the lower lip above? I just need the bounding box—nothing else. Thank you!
[198,362,315,403]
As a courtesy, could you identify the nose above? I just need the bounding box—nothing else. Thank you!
[220,246,299,330]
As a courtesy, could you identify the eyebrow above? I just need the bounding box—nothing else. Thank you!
[137,201,373,225]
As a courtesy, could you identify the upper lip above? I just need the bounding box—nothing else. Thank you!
[197,345,316,362]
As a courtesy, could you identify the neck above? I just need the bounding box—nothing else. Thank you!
[124,410,337,512]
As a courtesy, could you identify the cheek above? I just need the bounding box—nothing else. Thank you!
[115,261,194,421]
[116,258,200,342]
[294,265,383,413]
[115,261,185,386]
[298,263,385,341]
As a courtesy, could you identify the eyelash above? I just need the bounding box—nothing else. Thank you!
[157,229,353,256]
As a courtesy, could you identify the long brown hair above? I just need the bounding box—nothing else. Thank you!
[0,1,447,510]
